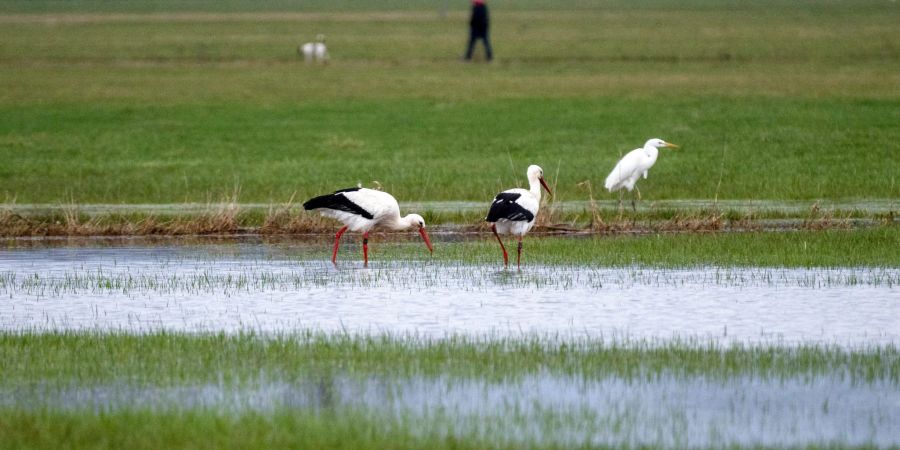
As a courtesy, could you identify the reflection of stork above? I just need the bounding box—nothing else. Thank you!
[485,165,552,268]
[300,34,328,63]
[314,375,335,411]
[605,138,679,214]
[303,187,433,267]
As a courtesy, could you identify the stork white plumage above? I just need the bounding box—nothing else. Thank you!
[485,165,552,268]
[303,187,433,267]
[604,138,679,214]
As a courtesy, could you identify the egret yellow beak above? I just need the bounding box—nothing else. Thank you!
[665,142,680,149]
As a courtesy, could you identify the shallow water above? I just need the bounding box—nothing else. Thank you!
[0,239,897,344]
[5,373,898,448]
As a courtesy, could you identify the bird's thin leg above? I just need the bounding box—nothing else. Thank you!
[491,224,508,266]
[332,225,349,266]
[631,190,637,214]
[362,232,369,268]
[517,236,523,269]
[618,191,624,220]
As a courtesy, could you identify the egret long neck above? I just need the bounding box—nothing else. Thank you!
[643,144,660,163]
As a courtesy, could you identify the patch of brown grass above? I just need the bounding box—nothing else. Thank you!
[655,212,725,233]
[533,166,580,233]
[0,198,886,238]
[260,196,335,234]
[729,211,764,232]
[801,201,852,230]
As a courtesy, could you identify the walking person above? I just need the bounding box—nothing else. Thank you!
[464,0,492,61]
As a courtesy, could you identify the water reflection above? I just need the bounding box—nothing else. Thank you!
[4,373,897,448]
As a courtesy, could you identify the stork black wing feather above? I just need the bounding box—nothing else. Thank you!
[486,192,534,222]
[303,189,374,220]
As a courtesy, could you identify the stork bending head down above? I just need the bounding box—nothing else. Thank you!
[303,187,433,267]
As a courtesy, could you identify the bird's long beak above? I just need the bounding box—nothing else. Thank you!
[539,177,553,196]
[665,142,680,149]
[419,227,434,254]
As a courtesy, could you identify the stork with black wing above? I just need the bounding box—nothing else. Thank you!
[485,165,552,268]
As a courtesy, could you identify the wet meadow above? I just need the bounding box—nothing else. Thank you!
[1,0,898,448]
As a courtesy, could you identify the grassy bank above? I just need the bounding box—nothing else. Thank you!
[2,197,896,237]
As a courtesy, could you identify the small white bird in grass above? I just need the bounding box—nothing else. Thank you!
[485,165,552,268]
[299,34,328,63]
[604,138,680,214]
[303,187,433,267]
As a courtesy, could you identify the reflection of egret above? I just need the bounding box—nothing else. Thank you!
[303,187,433,267]
[604,138,680,214]
[485,165,552,268]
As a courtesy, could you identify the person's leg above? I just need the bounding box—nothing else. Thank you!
[482,31,493,61]
[464,30,477,60]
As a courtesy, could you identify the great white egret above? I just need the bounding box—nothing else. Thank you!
[604,138,679,214]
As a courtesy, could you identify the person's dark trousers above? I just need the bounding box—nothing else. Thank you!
[465,31,493,61]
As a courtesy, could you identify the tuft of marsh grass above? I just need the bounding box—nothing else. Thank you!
[0,331,896,385]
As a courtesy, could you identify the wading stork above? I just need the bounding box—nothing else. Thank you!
[485,165,552,268]
[604,138,679,214]
[303,187,433,267]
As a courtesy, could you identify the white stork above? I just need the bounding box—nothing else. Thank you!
[604,138,679,213]
[485,165,552,268]
[303,187,433,267]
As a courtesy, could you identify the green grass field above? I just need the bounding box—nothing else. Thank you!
[1,0,898,206]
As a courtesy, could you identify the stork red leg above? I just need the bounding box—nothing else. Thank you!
[517,237,523,269]
[332,225,349,265]
[363,232,369,268]
[491,224,508,266]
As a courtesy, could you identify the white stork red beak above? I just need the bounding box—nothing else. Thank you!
[419,227,433,254]
[539,177,553,196]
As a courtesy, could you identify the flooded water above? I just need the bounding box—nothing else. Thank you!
[5,373,898,448]
[1,238,897,344]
